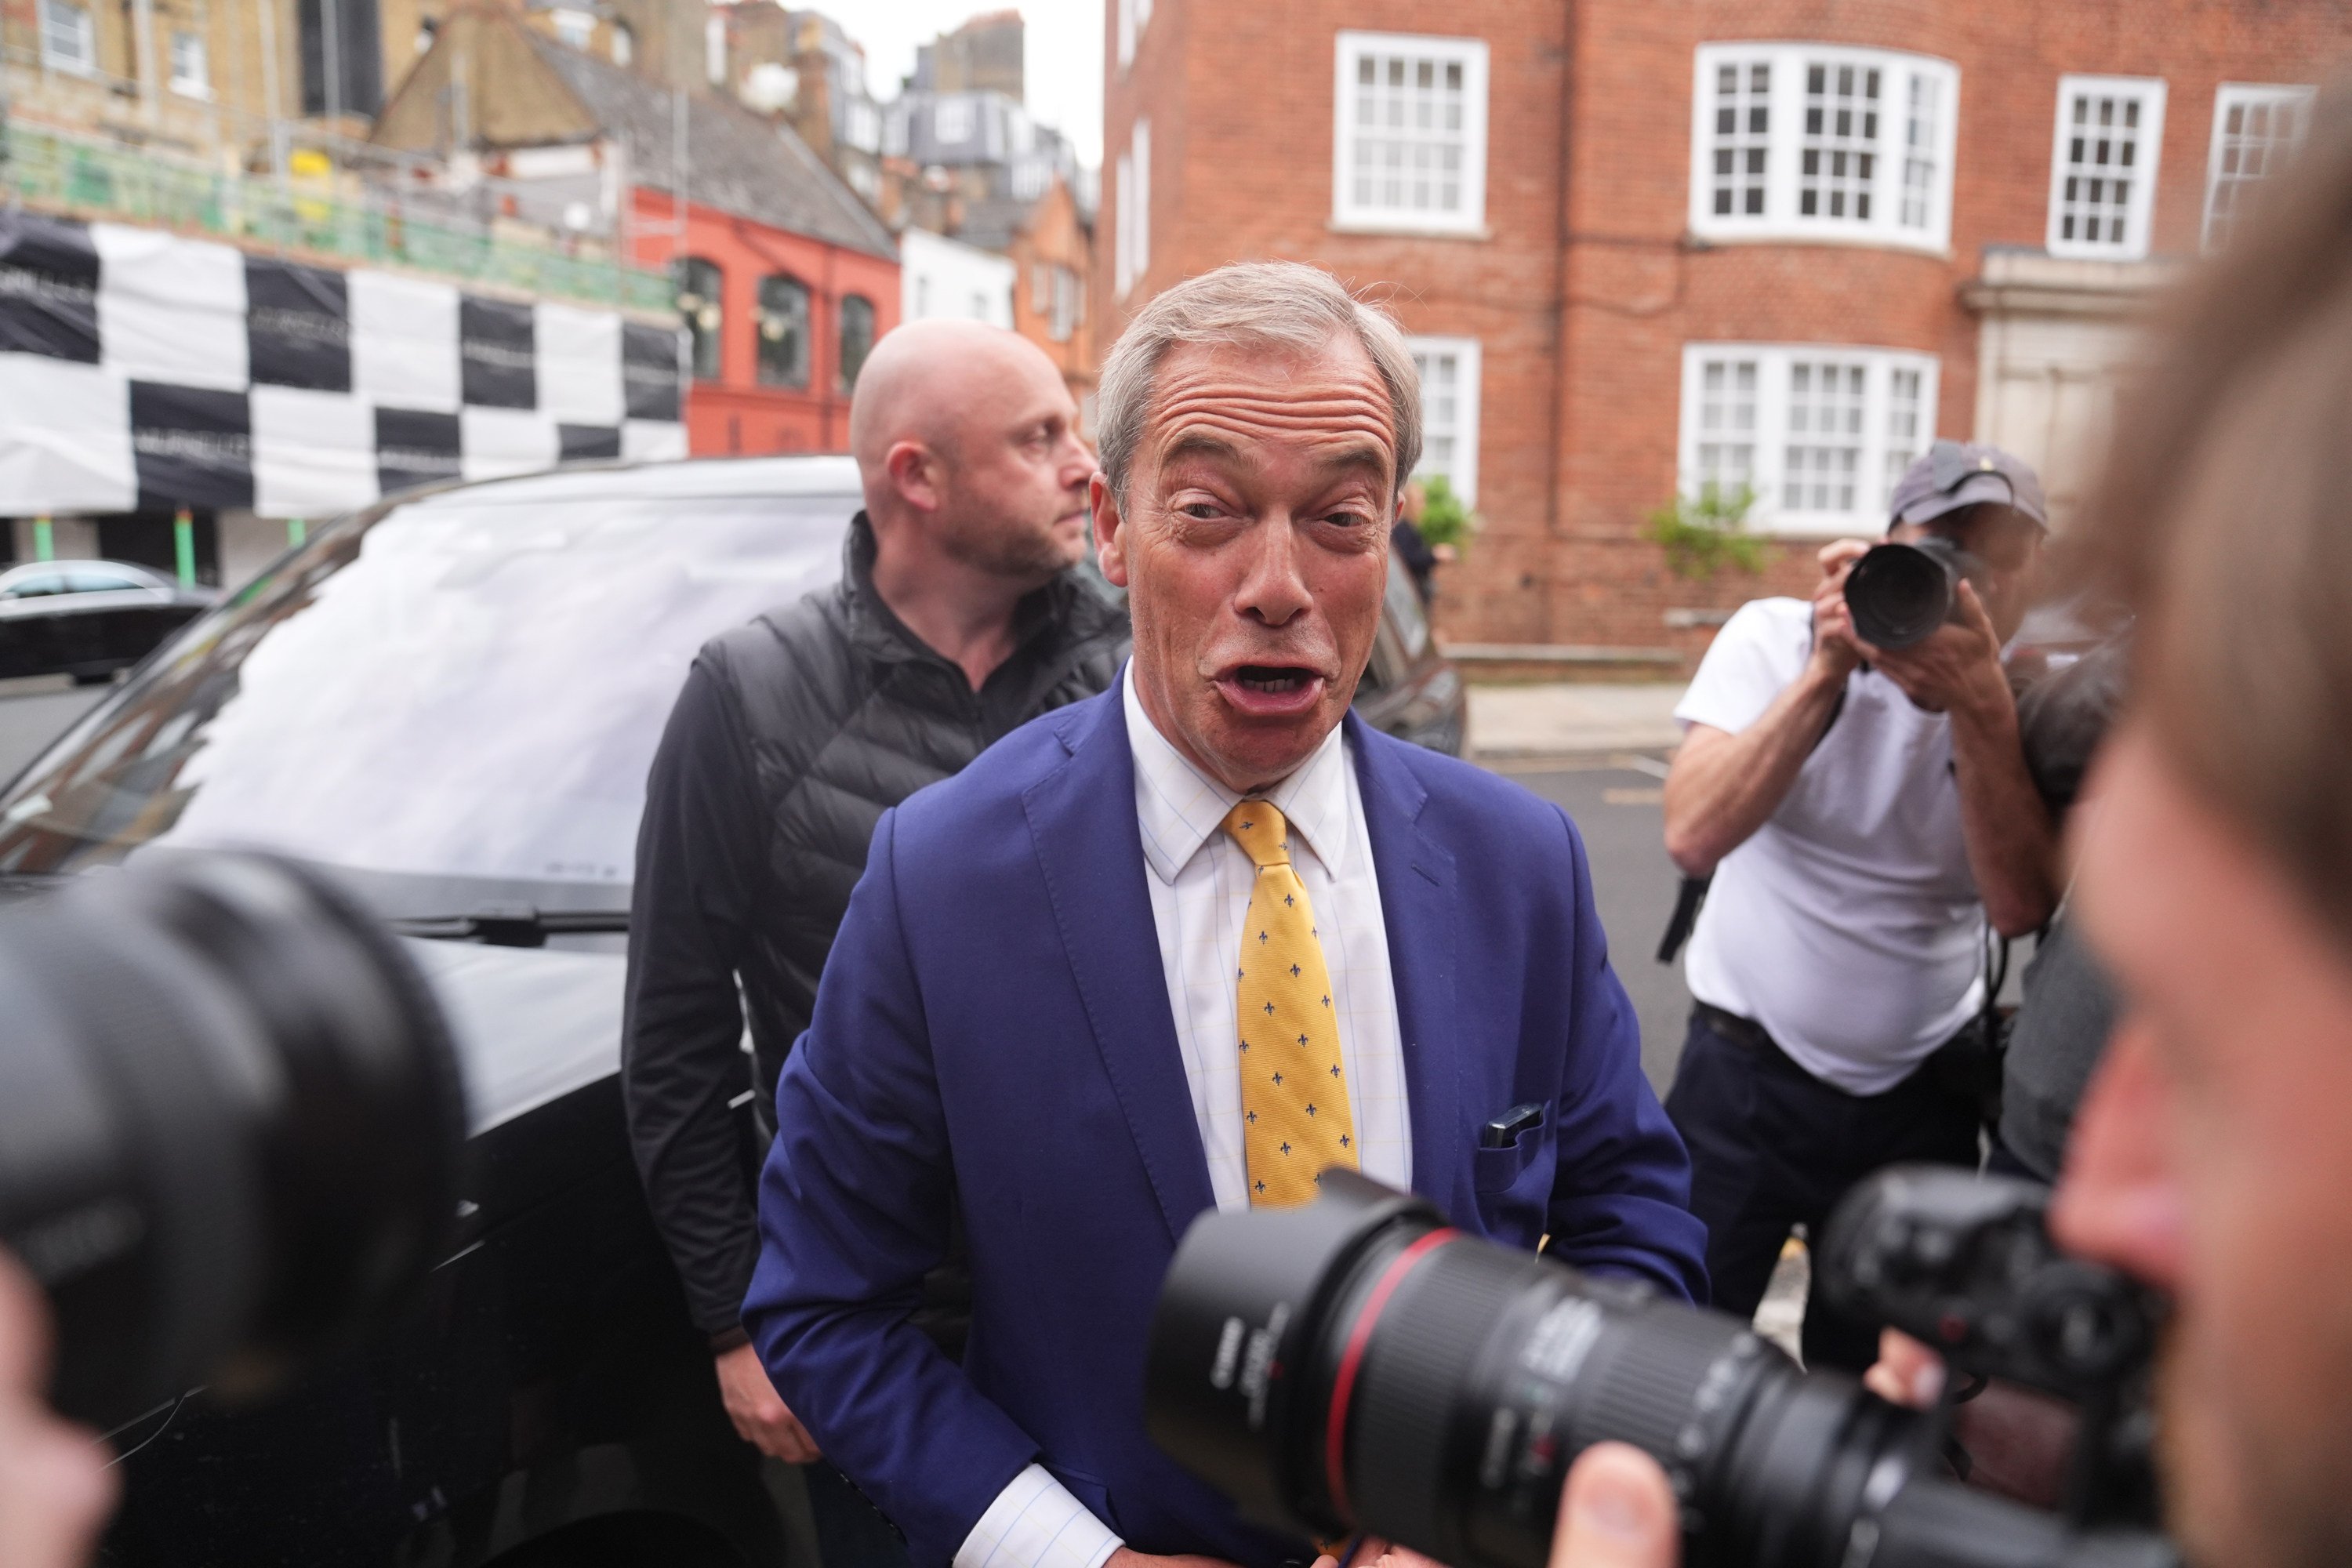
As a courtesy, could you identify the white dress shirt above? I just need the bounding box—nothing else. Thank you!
[951,668,1414,1568]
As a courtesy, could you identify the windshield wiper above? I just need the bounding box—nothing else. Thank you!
[389,907,630,948]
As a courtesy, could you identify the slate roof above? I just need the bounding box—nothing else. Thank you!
[528,32,897,262]
[953,196,1035,254]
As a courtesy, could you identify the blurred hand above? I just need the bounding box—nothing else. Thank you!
[1105,1549,1245,1568]
[714,1342,821,1464]
[1863,1329,1947,1409]
[1305,1445,1682,1568]
[0,1253,116,1568]
[1808,539,1871,684]
[1862,580,2011,719]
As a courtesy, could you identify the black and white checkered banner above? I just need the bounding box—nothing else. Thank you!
[0,209,688,517]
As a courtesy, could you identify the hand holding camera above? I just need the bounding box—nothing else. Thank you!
[0,1253,114,1568]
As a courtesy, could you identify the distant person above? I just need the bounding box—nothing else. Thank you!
[1660,440,2058,1370]
[742,261,1704,1568]
[622,320,1127,1563]
[1389,478,1457,605]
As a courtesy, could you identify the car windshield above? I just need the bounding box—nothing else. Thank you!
[0,481,855,918]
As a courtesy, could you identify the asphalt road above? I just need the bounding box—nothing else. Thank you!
[1497,756,1693,1097]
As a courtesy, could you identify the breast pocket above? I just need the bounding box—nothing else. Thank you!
[1472,1101,1552,1196]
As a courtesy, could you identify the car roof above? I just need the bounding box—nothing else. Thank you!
[0,558,167,583]
[396,453,865,510]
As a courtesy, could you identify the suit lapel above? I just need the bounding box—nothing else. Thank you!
[1023,690,1218,1243]
[1348,715,1466,1214]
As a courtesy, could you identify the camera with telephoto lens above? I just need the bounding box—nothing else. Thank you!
[1843,536,1995,652]
[1145,1167,2176,1568]
[0,851,466,1430]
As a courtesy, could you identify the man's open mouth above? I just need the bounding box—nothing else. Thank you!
[1232,665,1315,694]
[1214,664,1328,718]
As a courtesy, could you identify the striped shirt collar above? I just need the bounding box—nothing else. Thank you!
[1122,662,1352,886]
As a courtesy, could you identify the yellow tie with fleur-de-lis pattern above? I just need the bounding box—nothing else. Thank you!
[1224,800,1359,1207]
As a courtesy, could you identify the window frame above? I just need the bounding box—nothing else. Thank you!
[1686,42,1959,255]
[673,257,724,383]
[1330,31,1491,238]
[838,295,877,396]
[1405,335,1483,509]
[39,0,96,74]
[2202,82,2314,252]
[2045,74,2168,262]
[753,274,812,390]
[1676,343,1941,537]
[168,27,211,98]
[1114,118,1150,299]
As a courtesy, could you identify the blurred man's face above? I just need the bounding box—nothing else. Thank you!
[1094,334,1395,793]
[2057,724,2352,1568]
[935,353,1094,583]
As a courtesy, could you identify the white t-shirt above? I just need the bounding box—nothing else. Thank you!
[1675,597,1986,1094]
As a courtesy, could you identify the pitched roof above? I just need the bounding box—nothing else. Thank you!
[524,32,897,261]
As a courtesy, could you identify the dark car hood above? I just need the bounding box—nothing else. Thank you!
[399,937,623,1138]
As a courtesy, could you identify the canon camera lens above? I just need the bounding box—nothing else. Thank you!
[1844,538,1988,651]
[1145,1171,2179,1568]
[0,851,466,1428]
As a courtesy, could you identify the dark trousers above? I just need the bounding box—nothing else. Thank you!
[1664,1008,1980,1373]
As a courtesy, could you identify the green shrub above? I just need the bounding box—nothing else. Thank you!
[1414,474,1474,550]
[1645,483,1765,579]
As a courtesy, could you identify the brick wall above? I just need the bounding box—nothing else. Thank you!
[1101,0,2352,668]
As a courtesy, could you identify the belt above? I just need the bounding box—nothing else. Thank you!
[1693,1000,1777,1054]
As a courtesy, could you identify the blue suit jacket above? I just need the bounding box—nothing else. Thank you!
[744,689,1706,1568]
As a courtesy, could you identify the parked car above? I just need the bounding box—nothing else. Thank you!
[0,558,216,684]
[0,454,1466,1568]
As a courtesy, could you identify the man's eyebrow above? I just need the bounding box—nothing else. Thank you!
[1159,430,1250,470]
[1315,441,1392,481]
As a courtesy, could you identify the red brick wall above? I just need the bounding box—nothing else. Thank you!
[1102,0,2352,662]
[630,187,900,456]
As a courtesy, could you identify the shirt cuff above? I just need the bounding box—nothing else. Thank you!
[953,1463,1123,1568]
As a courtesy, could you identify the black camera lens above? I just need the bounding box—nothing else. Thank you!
[1147,1171,2180,1568]
[0,851,466,1428]
[1845,540,1969,651]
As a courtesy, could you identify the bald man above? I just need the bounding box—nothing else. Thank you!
[623,321,1127,1565]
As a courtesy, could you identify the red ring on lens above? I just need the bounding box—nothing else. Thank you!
[1324,1228,1457,1525]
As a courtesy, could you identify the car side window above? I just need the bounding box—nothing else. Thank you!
[1383,554,1432,659]
[66,570,148,594]
[5,571,71,599]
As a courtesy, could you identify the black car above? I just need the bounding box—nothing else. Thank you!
[0,558,217,684]
[0,455,1466,1568]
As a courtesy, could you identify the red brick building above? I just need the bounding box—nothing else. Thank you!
[1099,0,2352,663]
[379,9,901,459]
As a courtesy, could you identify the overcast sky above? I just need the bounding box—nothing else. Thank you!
[837,1,1105,165]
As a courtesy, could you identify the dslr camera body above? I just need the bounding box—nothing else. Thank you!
[1147,1168,2173,1568]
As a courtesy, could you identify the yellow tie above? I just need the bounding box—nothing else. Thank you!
[1225,800,1359,1207]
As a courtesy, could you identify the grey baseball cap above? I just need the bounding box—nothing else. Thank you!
[1889,439,2049,531]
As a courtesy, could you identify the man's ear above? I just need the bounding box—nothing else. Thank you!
[1092,471,1132,589]
[885,440,943,514]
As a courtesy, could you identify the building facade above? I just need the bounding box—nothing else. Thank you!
[374,8,898,457]
[902,226,1016,328]
[1101,0,2352,661]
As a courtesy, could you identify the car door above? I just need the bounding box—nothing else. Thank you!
[64,566,178,670]
[0,567,76,678]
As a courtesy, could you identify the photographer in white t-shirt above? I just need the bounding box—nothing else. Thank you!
[1658,441,2058,1370]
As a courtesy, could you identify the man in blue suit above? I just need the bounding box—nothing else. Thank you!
[743,260,1707,1568]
